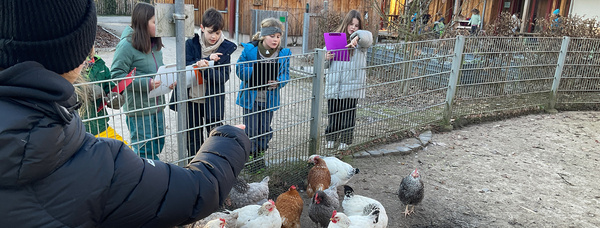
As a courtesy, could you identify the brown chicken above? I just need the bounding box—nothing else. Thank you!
[275,185,304,228]
[307,156,331,199]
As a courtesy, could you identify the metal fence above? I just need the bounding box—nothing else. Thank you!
[76,35,600,188]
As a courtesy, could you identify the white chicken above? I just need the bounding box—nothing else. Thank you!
[341,185,388,228]
[190,210,238,228]
[327,209,380,228]
[202,218,226,228]
[309,155,359,187]
[234,199,282,228]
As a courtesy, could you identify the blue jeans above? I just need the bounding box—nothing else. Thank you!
[126,111,165,160]
[243,102,274,156]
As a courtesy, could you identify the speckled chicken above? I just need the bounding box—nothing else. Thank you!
[307,156,331,199]
[309,155,360,187]
[276,185,304,228]
[308,190,336,228]
[225,176,270,210]
[323,184,340,210]
[398,168,424,217]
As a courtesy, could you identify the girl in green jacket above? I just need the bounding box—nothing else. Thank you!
[111,2,172,160]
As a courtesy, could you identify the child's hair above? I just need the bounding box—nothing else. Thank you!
[131,2,163,53]
[251,18,285,41]
[202,7,224,31]
[335,10,363,34]
[471,9,480,14]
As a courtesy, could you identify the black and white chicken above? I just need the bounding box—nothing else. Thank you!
[398,168,424,217]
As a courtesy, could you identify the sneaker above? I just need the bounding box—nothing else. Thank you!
[338,143,349,150]
[325,141,335,149]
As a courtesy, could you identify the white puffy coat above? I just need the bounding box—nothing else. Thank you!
[324,30,373,99]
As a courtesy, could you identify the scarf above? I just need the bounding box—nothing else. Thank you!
[200,32,225,58]
[258,41,277,58]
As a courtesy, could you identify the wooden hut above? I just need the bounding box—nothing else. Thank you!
[155,0,377,40]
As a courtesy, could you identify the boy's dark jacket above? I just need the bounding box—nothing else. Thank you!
[0,62,250,227]
[170,33,236,123]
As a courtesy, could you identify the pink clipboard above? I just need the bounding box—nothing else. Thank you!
[324,33,350,61]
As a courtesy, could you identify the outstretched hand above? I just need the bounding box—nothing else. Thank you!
[345,36,360,48]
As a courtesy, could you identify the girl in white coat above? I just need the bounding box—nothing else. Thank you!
[324,10,373,150]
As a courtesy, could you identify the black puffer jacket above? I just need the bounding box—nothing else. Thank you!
[0,62,251,227]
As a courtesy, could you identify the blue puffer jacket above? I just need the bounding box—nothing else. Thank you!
[0,62,251,227]
[235,41,291,111]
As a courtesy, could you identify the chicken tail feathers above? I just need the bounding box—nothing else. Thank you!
[354,168,360,174]
[343,185,354,198]
[370,209,380,224]
[362,203,379,216]
[261,176,270,184]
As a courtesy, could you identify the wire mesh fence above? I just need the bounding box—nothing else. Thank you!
[77,35,600,189]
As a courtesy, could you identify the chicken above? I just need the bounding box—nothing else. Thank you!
[307,156,331,199]
[308,190,337,228]
[327,209,380,228]
[398,168,424,217]
[189,210,238,228]
[341,185,388,228]
[234,200,282,228]
[202,218,227,228]
[323,184,340,209]
[275,185,304,228]
[309,155,360,187]
[226,176,270,210]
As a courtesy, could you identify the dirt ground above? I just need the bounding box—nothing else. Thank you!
[296,111,600,228]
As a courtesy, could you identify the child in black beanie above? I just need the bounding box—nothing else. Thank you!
[0,0,250,226]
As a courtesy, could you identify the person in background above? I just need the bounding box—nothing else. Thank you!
[433,17,446,38]
[324,10,373,151]
[80,47,127,144]
[236,18,291,172]
[550,9,563,32]
[468,8,481,36]
[511,13,521,34]
[111,2,171,160]
[0,0,251,227]
[171,7,237,158]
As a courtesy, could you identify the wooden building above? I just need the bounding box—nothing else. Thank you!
[381,0,572,33]
[155,0,376,39]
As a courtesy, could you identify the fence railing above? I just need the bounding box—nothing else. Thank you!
[76,36,600,183]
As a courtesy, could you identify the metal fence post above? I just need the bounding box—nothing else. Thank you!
[174,0,188,166]
[309,49,327,155]
[302,13,311,54]
[443,35,465,130]
[549,36,570,112]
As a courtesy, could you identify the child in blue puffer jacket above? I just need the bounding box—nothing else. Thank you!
[236,17,291,172]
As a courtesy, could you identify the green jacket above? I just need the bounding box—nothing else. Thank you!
[82,56,114,135]
[110,26,165,116]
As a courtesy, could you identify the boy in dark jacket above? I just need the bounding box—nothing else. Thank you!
[173,7,237,158]
[0,1,250,227]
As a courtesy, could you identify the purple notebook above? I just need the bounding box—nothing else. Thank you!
[324,33,350,61]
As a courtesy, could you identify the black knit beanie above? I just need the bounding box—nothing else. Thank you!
[0,0,97,74]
